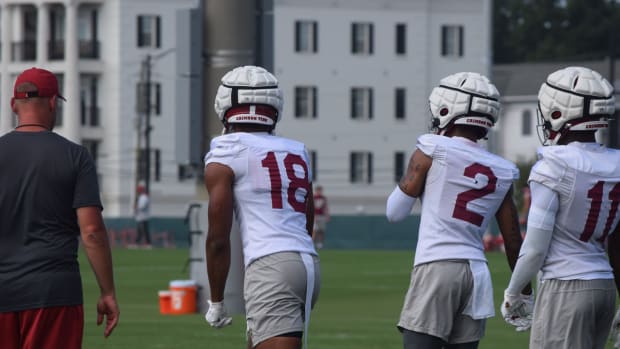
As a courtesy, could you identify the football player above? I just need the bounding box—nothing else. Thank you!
[386,72,530,348]
[203,66,320,349]
[502,66,620,349]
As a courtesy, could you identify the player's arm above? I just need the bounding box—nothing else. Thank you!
[496,185,522,270]
[505,182,559,296]
[204,163,234,303]
[608,223,620,296]
[77,206,119,338]
[306,185,315,237]
[386,149,431,222]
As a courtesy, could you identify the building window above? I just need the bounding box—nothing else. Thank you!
[80,74,99,126]
[153,149,161,182]
[12,6,37,62]
[295,86,317,119]
[522,109,532,136]
[141,148,161,183]
[49,6,66,60]
[395,88,406,120]
[351,87,373,120]
[153,83,161,115]
[350,151,373,184]
[441,25,463,57]
[295,20,317,53]
[136,82,161,116]
[351,22,373,55]
[78,7,100,59]
[137,15,161,48]
[396,23,406,55]
[178,164,197,181]
[310,150,317,182]
[394,152,405,182]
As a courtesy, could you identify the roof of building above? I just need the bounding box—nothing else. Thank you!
[492,59,620,97]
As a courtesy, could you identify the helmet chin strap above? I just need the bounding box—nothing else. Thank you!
[548,131,562,145]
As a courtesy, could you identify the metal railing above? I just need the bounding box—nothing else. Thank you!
[79,40,100,59]
[48,39,65,60]
[81,106,100,127]
[11,40,36,61]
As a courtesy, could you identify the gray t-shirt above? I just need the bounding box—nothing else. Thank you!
[0,131,102,311]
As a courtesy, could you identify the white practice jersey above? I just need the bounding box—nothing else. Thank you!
[529,142,620,280]
[414,134,519,266]
[204,132,317,267]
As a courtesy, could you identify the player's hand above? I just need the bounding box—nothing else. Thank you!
[205,300,232,328]
[500,290,532,331]
[515,292,534,331]
[611,307,620,348]
[97,293,120,338]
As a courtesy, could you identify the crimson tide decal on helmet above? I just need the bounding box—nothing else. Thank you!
[214,66,284,127]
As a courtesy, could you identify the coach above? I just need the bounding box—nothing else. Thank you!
[0,67,119,349]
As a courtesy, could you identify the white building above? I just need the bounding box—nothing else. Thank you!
[1,0,499,219]
[0,0,202,218]
[493,60,619,166]
[264,0,494,214]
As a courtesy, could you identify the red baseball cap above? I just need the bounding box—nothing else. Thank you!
[13,67,66,101]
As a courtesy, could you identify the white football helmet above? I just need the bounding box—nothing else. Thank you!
[537,66,615,144]
[214,65,283,128]
[428,72,500,137]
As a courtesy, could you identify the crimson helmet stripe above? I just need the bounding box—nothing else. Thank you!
[224,105,278,125]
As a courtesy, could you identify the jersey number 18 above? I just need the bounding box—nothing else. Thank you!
[261,151,310,213]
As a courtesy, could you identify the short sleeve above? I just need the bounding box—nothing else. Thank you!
[73,148,103,210]
[416,134,439,157]
[528,148,565,192]
[204,135,248,177]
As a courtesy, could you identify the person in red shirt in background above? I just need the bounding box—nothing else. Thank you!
[312,185,329,250]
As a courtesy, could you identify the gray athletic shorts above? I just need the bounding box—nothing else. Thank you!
[398,260,485,344]
[244,251,321,346]
[530,278,615,349]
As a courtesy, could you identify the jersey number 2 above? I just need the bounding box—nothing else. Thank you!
[452,163,498,227]
[261,152,309,213]
[579,181,620,243]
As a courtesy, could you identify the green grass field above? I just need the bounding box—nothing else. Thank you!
[80,249,615,349]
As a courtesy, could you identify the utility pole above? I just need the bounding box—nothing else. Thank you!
[144,54,152,194]
[137,54,152,194]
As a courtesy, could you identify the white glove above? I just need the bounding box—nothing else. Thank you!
[515,292,534,332]
[205,300,232,328]
[612,307,620,348]
[500,290,533,331]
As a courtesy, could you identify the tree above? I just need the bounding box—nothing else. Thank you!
[493,0,620,63]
